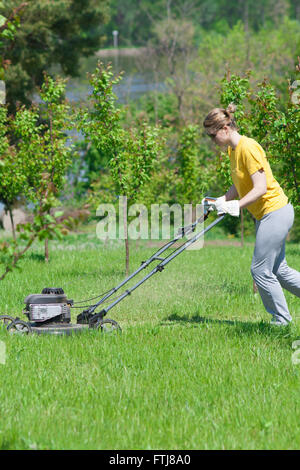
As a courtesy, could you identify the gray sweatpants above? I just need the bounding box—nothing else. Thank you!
[251,203,300,324]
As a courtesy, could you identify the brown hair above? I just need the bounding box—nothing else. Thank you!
[203,103,237,136]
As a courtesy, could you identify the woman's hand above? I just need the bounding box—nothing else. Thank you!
[214,196,240,217]
[202,196,240,217]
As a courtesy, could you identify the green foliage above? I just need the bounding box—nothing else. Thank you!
[220,63,300,209]
[13,75,73,206]
[129,91,179,128]
[190,18,300,119]
[0,105,28,222]
[0,104,8,154]
[127,15,300,150]
[220,73,251,134]
[177,125,202,206]
[76,62,169,274]
[77,62,166,206]
[215,59,300,238]
[1,0,110,111]
[0,74,75,279]
[0,2,26,81]
[103,0,296,47]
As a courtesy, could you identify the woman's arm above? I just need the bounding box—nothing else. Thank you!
[239,169,267,209]
[212,170,266,217]
[225,184,238,201]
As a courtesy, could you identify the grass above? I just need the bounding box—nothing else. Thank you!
[0,231,300,450]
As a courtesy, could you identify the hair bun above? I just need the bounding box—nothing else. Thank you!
[226,103,237,115]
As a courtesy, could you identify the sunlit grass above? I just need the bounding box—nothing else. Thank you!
[0,234,300,449]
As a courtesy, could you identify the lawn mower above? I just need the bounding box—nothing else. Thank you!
[0,198,224,336]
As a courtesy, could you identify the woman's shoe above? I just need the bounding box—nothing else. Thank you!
[270,318,290,326]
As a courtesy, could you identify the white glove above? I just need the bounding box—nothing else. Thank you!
[214,195,240,217]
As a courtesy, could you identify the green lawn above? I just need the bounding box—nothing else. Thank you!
[0,232,300,450]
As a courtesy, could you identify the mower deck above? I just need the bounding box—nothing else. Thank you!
[29,323,88,336]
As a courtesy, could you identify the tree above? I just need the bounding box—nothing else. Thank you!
[220,63,300,206]
[13,74,75,261]
[0,106,26,239]
[0,2,28,238]
[189,18,300,121]
[1,0,110,112]
[0,73,76,282]
[147,17,197,125]
[0,2,28,80]
[177,125,203,208]
[102,0,296,47]
[216,57,300,249]
[77,62,165,275]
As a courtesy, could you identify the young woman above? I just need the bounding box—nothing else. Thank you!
[203,104,300,326]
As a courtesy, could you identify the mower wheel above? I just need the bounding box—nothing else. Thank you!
[7,320,32,335]
[95,318,122,334]
[0,315,15,329]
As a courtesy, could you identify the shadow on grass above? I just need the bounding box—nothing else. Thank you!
[24,252,45,262]
[0,437,18,450]
[217,281,250,296]
[162,312,294,340]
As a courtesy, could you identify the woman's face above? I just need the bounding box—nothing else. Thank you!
[210,126,230,148]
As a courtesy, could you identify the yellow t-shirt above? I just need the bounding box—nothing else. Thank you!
[228,136,288,220]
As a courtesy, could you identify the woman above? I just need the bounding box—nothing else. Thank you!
[203,103,300,326]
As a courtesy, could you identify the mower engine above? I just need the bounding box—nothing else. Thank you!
[24,288,73,324]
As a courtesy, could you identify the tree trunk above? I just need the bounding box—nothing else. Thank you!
[8,207,16,241]
[244,0,249,32]
[243,0,250,67]
[192,204,197,223]
[125,238,129,277]
[136,233,141,250]
[45,238,49,263]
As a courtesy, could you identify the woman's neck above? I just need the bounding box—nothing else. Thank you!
[229,132,242,149]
